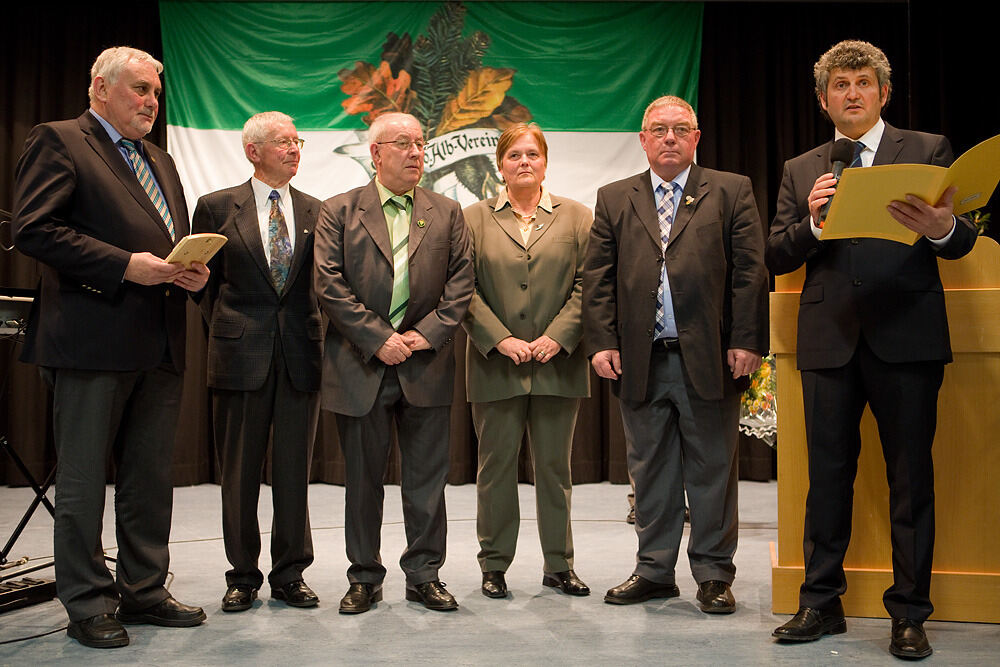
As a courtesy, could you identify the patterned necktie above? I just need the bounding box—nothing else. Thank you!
[120,139,175,241]
[386,195,410,330]
[654,182,674,337]
[850,140,866,168]
[268,190,292,291]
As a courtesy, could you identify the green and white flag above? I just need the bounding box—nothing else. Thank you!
[161,1,702,211]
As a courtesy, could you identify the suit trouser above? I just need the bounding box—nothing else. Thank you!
[799,335,943,621]
[43,365,181,622]
[213,339,319,589]
[472,395,580,574]
[336,367,450,586]
[617,345,740,585]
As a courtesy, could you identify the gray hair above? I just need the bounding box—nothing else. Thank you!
[368,112,420,144]
[814,40,892,107]
[88,47,163,104]
[242,111,295,148]
[641,95,698,130]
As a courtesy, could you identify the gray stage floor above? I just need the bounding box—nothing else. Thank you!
[1,481,996,665]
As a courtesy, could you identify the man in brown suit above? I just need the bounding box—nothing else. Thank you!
[192,112,323,613]
[314,112,473,614]
[583,95,768,613]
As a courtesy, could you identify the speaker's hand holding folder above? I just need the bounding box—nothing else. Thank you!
[821,134,1000,245]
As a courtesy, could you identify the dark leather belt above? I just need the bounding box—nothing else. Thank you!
[653,337,680,352]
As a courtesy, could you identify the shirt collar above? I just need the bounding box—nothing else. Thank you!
[251,177,291,207]
[649,164,692,198]
[834,117,885,154]
[89,108,127,147]
[375,178,414,207]
[495,186,553,213]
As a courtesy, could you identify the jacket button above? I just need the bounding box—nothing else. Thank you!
[165,288,171,296]
[520,283,527,290]
[526,253,531,260]
[850,239,859,245]
[519,313,526,320]
[853,279,862,286]
[649,290,656,298]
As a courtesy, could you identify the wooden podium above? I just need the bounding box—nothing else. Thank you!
[770,235,1000,623]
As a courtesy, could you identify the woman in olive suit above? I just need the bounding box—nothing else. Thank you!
[463,123,592,599]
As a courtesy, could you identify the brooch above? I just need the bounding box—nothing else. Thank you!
[416,219,426,228]
[684,195,694,206]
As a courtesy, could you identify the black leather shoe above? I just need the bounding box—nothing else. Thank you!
[890,618,932,660]
[67,613,129,648]
[271,580,319,608]
[338,582,382,614]
[481,571,508,598]
[626,505,636,524]
[696,580,735,614]
[405,580,458,611]
[221,584,258,612]
[542,570,591,596]
[604,575,680,605]
[117,596,206,627]
[772,602,847,641]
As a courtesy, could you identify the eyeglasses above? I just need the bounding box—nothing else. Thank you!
[376,138,426,152]
[260,138,305,150]
[644,125,696,139]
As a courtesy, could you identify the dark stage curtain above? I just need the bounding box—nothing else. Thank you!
[3,3,996,488]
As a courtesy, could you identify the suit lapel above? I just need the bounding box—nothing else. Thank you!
[873,123,904,166]
[490,202,526,249]
[79,113,175,243]
[408,188,432,256]
[232,181,272,284]
[143,142,188,239]
[525,200,558,250]
[628,171,662,248]
[670,165,707,244]
[285,187,315,292]
[358,181,393,264]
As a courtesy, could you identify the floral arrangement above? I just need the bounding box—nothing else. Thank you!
[739,354,776,447]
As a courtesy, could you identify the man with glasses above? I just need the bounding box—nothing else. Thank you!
[584,95,768,614]
[191,111,323,614]
[314,112,473,613]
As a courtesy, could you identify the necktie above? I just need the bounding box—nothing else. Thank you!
[268,190,292,291]
[386,195,410,330]
[850,140,866,168]
[654,182,674,337]
[120,139,175,241]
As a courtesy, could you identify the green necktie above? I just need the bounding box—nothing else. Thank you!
[386,195,410,329]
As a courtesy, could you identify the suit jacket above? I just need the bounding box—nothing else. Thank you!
[583,166,769,403]
[191,180,323,392]
[765,123,978,370]
[462,193,592,403]
[313,180,474,416]
[12,111,189,372]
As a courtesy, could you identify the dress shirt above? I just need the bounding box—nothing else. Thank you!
[251,177,296,263]
[375,178,414,224]
[649,165,691,340]
[89,108,168,210]
[494,186,554,244]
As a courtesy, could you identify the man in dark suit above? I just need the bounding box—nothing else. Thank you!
[11,47,209,649]
[314,112,473,613]
[583,95,768,613]
[767,40,977,660]
[191,112,323,613]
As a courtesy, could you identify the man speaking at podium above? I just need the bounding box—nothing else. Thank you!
[766,40,977,659]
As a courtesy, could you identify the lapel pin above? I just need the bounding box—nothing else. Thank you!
[302,228,310,235]
[535,223,544,231]
[684,195,694,206]
[416,219,426,228]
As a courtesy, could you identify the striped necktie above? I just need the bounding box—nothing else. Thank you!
[268,190,292,291]
[850,141,866,168]
[654,182,674,337]
[120,139,175,241]
[386,195,410,329]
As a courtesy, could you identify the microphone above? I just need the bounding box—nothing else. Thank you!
[818,138,856,225]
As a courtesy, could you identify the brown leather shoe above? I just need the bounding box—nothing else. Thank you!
[542,570,591,596]
[117,596,206,627]
[772,601,847,641]
[696,580,736,613]
[890,618,932,659]
[405,580,458,611]
[271,580,319,608]
[481,571,508,598]
[338,582,382,614]
[67,613,129,648]
[604,575,679,605]
[221,584,258,612]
